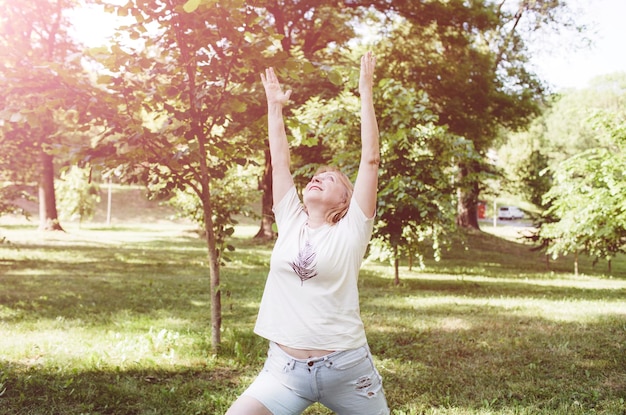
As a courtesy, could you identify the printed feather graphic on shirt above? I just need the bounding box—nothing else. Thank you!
[289,240,318,285]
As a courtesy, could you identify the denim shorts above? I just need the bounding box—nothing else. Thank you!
[242,341,390,415]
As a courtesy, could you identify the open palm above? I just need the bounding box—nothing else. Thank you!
[261,67,292,106]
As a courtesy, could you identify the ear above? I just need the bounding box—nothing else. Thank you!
[342,190,350,204]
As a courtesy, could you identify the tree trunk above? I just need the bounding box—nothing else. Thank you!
[195,129,221,351]
[195,131,221,351]
[456,163,480,230]
[456,187,480,229]
[38,151,63,231]
[203,200,222,352]
[255,150,276,240]
[393,244,400,285]
[171,11,223,350]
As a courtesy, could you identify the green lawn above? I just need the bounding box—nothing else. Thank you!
[1,201,625,414]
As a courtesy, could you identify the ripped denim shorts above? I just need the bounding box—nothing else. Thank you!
[241,341,390,415]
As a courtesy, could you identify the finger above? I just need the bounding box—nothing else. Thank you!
[284,90,292,100]
[268,67,277,82]
[362,53,371,69]
[361,58,370,77]
[362,53,375,74]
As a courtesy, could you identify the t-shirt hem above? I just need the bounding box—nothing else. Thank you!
[253,328,367,351]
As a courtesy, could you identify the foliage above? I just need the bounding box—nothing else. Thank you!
[0,185,32,220]
[496,75,626,271]
[542,73,626,162]
[0,0,107,230]
[368,0,576,228]
[56,166,101,224]
[515,149,552,208]
[501,74,626,201]
[539,110,626,271]
[370,80,461,282]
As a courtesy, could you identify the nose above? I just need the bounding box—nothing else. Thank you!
[311,176,321,183]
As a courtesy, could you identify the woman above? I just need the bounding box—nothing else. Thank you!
[226,52,389,415]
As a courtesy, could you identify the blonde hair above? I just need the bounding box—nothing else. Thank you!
[313,166,353,224]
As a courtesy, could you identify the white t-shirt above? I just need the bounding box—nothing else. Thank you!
[253,186,374,350]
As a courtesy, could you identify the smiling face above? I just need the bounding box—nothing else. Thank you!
[304,171,344,200]
[303,167,353,224]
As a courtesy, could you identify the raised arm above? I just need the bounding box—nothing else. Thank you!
[353,52,380,218]
[261,67,294,206]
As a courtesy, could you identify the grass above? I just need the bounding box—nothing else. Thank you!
[0,189,625,414]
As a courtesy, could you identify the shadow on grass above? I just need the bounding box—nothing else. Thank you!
[1,303,623,414]
[0,240,265,327]
[1,227,625,414]
[357,267,626,414]
[366,310,626,414]
[419,231,626,279]
[353,270,626,414]
[360,271,626,302]
[0,360,244,415]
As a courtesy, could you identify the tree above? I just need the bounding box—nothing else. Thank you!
[539,109,626,275]
[89,0,312,350]
[543,73,626,160]
[0,0,102,231]
[367,80,461,283]
[368,0,580,230]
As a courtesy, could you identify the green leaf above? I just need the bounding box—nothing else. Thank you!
[97,75,114,84]
[327,70,343,86]
[303,61,316,74]
[229,99,247,113]
[183,0,201,13]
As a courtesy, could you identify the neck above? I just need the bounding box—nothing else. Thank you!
[306,213,326,229]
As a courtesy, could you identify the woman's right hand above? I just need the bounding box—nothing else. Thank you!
[261,67,292,106]
[359,51,376,98]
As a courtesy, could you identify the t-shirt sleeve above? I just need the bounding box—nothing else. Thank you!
[342,196,375,250]
[272,186,305,231]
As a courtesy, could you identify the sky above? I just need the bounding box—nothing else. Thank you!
[529,0,626,91]
[69,0,626,92]
[68,3,127,49]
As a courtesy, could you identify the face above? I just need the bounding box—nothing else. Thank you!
[303,171,348,208]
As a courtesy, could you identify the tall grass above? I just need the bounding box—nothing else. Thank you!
[0,204,625,414]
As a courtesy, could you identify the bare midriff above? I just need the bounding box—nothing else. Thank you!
[278,343,335,359]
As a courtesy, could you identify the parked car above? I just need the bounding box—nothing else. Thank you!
[498,206,524,220]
